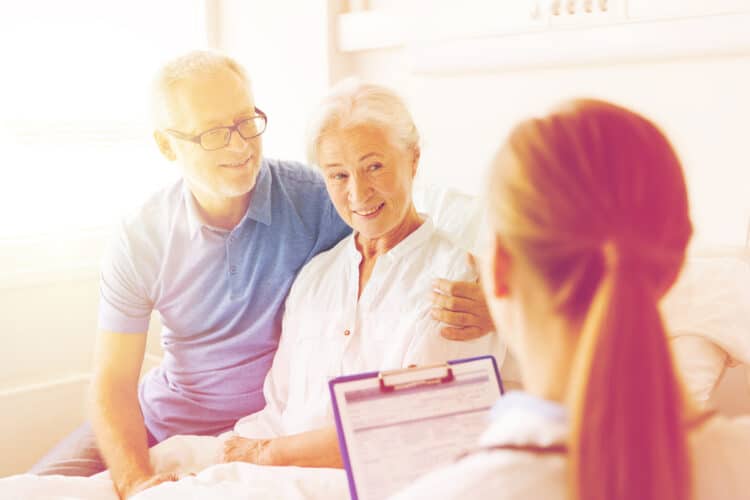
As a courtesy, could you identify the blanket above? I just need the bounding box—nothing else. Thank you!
[0,462,349,500]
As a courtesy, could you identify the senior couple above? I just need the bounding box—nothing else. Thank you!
[143,54,505,477]
[28,50,501,498]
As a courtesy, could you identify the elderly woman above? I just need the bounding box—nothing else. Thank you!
[144,80,504,474]
[392,100,750,500]
[216,80,504,467]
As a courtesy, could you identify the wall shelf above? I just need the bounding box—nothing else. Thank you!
[338,4,750,73]
[408,12,750,74]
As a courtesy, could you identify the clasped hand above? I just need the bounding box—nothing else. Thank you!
[221,435,275,465]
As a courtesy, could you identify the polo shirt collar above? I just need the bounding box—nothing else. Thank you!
[183,160,273,239]
[244,160,272,227]
[183,183,205,239]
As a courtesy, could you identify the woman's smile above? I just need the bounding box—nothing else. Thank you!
[352,202,385,218]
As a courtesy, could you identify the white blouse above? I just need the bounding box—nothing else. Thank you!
[234,217,506,438]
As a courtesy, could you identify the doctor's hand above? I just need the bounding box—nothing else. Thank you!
[222,436,274,466]
[430,253,496,341]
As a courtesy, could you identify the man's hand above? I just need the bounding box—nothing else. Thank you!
[121,472,178,499]
[430,254,495,340]
[222,436,274,465]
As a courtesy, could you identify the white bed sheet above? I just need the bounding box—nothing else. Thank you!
[0,462,349,500]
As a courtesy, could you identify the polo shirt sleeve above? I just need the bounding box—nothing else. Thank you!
[97,222,153,334]
[233,276,303,438]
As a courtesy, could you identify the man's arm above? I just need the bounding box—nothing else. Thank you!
[89,330,174,498]
[430,279,495,340]
[222,426,342,469]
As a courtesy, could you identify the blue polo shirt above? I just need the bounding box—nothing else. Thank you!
[98,158,351,441]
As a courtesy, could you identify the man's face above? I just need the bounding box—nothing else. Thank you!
[161,67,263,204]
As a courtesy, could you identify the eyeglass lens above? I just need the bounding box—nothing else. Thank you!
[200,116,266,150]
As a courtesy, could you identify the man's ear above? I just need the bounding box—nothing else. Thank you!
[154,130,177,162]
[411,147,420,177]
[492,235,512,298]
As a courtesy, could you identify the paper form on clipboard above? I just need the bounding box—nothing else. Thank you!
[329,355,503,500]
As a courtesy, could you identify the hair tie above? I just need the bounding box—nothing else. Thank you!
[601,239,620,272]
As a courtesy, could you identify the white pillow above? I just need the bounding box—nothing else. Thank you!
[670,335,728,404]
[413,184,484,254]
[662,254,750,367]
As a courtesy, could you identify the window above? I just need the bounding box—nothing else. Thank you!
[0,1,207,240]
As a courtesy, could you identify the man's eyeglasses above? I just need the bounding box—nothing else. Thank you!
[166,108,268,151]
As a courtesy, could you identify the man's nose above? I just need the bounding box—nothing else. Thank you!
[225,129,249,153]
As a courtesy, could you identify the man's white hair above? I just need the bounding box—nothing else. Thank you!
[306,78,420,165]
[151,50,251,127]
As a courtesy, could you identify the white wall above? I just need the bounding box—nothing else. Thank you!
[0,276,96,475]
[214,0,334,162]
[0,262,163,475]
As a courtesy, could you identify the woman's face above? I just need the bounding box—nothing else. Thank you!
[477,219,530,368]
[317,124,418,241]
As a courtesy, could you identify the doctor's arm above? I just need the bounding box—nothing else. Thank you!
[89,330,176,498]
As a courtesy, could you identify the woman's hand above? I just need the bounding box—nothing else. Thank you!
[222,436,275,465]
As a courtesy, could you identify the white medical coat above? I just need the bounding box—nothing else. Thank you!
[392,391,750,500]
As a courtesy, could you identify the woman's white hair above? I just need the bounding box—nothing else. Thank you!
[151,50,251,127]
[306,78,420,165]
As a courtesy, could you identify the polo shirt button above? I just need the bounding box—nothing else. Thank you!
[344,329,351,336]
[230,265,237,275]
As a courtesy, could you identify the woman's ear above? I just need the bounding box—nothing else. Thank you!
[411,147,421,177]
[154,130,177,161]
[492,236,511,298]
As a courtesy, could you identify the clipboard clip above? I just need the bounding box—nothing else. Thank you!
[378,363,455,393]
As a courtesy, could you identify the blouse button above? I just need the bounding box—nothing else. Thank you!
[344,329,351,336]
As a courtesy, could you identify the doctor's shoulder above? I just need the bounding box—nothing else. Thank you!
[390,446,566,500]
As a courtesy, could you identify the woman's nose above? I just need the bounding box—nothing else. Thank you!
[348,176,372,204]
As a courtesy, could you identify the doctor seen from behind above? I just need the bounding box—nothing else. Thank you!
[392,99,750,500]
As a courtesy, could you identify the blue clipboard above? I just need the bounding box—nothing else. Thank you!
[329,355,503,500]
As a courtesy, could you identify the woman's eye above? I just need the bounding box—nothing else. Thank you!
[330,172,348,181]
[368,162,383,171]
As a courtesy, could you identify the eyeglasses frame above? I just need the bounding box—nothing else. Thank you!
[165,107,268,151]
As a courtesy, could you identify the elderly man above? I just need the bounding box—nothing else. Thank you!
[29,51,493,498]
